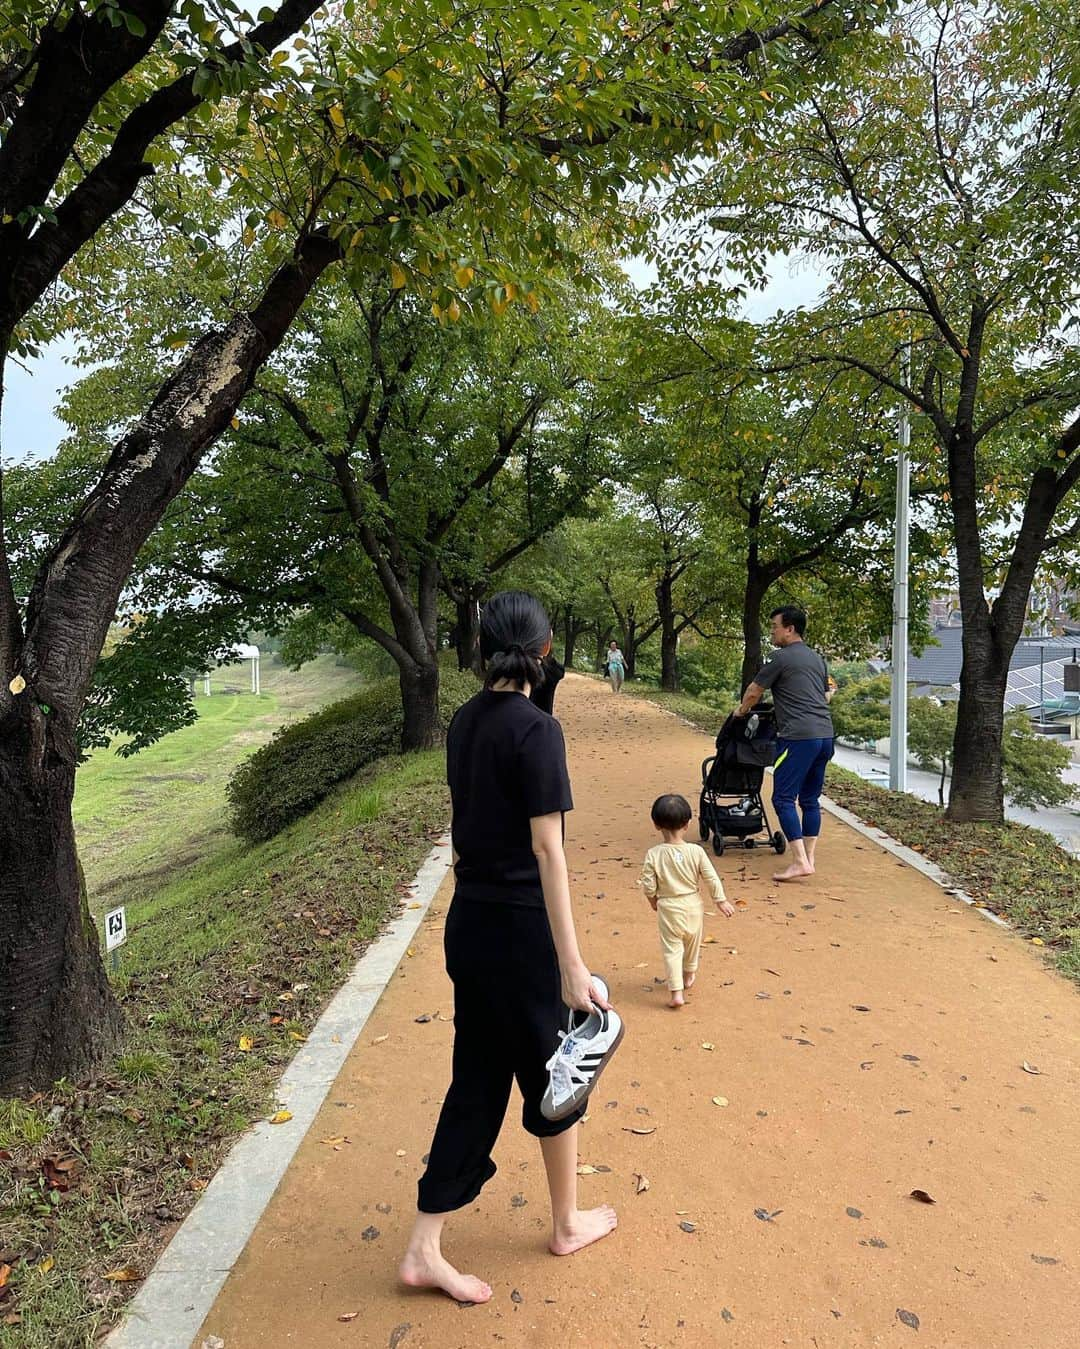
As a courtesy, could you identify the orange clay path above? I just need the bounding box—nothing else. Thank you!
[199,674,1080,1349]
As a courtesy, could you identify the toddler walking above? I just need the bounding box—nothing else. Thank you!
[640,794,735,1008]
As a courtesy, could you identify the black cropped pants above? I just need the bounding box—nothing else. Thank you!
[417,896,583,1214]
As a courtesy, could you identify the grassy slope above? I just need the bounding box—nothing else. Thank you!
[73,654,358,911]
[633,683,1080,986]
[0,661,450,1348]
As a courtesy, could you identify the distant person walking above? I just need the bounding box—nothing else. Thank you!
[605,641,626,693]
[735,606,834,883]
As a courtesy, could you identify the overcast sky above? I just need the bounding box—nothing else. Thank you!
[1,254,825,463]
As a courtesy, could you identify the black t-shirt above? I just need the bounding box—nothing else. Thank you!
[447,689,573,907]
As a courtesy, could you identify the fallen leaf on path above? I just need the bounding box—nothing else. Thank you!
[388,1324,411,1348]
[288,1031,306,1043]
[38,1256,54,1274]
[104,1268,141,1282]
[0,1266,9,1290]
[1021,1061,1042,1075]
[754,1207,782,1222]
[373,1034,389,1043]
[1030,937,1045,946]
[701,1042,715,1051]
[238,1035,253,1052]
[414,1015,432,1024]
[511,1288,523,1304]
[201,1338,225,1349]
[1031,1254,1059,1265]
[338,1310,360,1321]
[622,1126,656,1135]
[845,1207,863,1219]
[896,1308,920,1331]
[764,968,781,977]
[910,1189,936,1204]
[734,900,748,908]
[851,1005,871,1012]
[712,1096,729,1107]
[395,1149,406,1157]
[678,1220,696,1233]
[577,1164,599,1175]
[634,1173,650,1194]
[320,1136,348,1147]
[406,947,416,957]
[361,1226,379,1242]
[268,1110,292,1125]
[510,1193,526,1207]
[703,936,718,944]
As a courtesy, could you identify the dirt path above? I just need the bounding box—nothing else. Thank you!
[199,675,1080,1349]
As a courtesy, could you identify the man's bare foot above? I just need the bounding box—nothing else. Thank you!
[668,991,685,1009]
[773,862,814,882]
[399,1247,492,1304]
[549,1205,618,1255]
[684,971,696,989]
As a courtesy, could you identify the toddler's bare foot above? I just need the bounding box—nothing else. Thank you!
[399,1247,492,1304]
[668,991,685,1009]
[684,972,696,989]
[773,861,813,882]
[550,1205,618,1255]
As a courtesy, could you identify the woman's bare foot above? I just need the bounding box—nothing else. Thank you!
[399,1247,492,1304]
[773,861,814,882]
[684,971,696,989]
[549,1205,618,1255]
[668,991,685,1009]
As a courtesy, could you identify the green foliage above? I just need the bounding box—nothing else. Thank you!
[830,674,891,746]
[226,668,476,842]
[908,697,1078,811]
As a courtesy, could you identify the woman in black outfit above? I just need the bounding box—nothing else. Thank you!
[399,592,616,1304]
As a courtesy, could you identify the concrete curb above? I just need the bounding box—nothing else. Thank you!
[106,834,453,1349]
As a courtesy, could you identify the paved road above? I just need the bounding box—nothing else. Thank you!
[831,743,1080,858]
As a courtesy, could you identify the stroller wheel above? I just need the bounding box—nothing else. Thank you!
[699,818,709,841]
[743,838,755,849]
[772,831,786,855]
[712,834,725,856]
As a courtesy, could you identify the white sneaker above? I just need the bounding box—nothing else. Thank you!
[540,975,625,1122]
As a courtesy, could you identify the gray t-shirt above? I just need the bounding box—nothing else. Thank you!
[754,641,834,741]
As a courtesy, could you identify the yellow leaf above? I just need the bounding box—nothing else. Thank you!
[447,299,461,322]
[239,1035,253,1052]
[104,1268,141,1283]
[38,1256,54,1275]
[329,104,345,129]
[712,1096,729,1107]
[269,1110,293,1125]
[390,262,407,289]
[524,292,540,314]
[405,945,415,956]
[454,264,474,288]
[230,416,240,430]
[288,1031,306,1042]
[701,1042,715,1051]
[0,1264,9,1289]
[1030,937,1045,946]
[8,675,26,695]
[267,209,288,230]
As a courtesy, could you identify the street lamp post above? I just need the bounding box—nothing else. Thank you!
[889,376,911,793]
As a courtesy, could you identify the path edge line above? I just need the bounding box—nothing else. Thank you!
[106,832,453,1349]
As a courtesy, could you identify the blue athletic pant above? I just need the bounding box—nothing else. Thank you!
[771,737,835,842]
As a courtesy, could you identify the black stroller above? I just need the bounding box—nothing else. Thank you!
[699,708,786,857]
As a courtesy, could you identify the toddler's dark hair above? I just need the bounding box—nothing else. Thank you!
[651,794,692,829]
[480,590,550,691]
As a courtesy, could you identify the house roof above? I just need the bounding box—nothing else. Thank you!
[905,623,1063,686]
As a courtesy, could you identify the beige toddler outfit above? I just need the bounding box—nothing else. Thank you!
[641,842,727,992]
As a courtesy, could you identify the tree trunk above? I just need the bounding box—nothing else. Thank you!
[454,597,481,674]
[399,657,442,752]
[594,625,612,670]
[947,618,1008,821]
[656,575,679,691]
[624,608,638,680]
[938,760,947,808]
[0,706,126,1094]
[562,609,586,670]
[740,569,770,693]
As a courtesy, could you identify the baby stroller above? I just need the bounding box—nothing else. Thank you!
[699,708,786,857]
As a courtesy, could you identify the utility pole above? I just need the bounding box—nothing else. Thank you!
[889,357,912,792]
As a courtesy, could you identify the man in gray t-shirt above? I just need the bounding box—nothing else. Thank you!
[735,606,835,882]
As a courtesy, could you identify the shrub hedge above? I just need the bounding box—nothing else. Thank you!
[227,666,478,843]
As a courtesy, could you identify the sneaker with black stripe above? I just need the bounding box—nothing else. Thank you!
[540,975,625,1122]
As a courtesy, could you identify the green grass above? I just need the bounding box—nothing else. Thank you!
[1,658,449,1348]
[632,682,1080,988]
[73,654,358,912]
